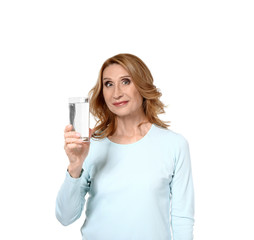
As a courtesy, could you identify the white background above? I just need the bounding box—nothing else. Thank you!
[0,0,253,239]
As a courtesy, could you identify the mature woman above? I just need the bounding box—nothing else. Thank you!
[56,53,195,240]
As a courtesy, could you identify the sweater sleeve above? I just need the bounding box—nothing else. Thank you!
[170,136,195,240]
[55,168,90,226]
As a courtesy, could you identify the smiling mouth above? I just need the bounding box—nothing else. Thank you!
[113,101,129,106]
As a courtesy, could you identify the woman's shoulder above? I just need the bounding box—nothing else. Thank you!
[152,124,189,145]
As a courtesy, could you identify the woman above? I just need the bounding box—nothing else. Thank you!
[56,53,195,240]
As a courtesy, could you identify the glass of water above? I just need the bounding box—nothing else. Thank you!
[68,97,90,142]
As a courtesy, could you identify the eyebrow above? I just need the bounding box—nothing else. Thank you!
[103,75,131,81]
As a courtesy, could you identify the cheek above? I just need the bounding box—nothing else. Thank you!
[132,90,143,103]
[102,88,109,101]
[102,90,114,109]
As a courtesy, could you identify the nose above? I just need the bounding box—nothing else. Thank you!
[113,84,123,100]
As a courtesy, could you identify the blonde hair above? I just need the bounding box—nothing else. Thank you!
[88,53,170,139]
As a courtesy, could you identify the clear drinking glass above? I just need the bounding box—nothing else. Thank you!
[68,97,90,142]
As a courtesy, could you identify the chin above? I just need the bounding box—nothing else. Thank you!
[110,109,131,118]
[113,112,130,117]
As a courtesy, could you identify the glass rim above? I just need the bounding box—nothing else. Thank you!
[68,97,89,103]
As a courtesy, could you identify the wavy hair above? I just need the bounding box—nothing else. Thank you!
[88,53,170,139]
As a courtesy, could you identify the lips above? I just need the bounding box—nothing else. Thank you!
[113,101,129,106]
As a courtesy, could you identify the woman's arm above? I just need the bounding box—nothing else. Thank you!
[55,169,90,226]
[56,125,94,225]
[170,136,195,240]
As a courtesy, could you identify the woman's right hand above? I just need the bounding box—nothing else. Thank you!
[64,124,94,178]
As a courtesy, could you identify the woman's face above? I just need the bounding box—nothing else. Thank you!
[102,64,144,118]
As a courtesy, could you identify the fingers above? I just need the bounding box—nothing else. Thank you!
[65,137,83,144]
[64,137,88,151]
[64,142,84,151]
[65,131,80,139]
[64,125,82,148]
[64,125,80,139]
[64,124,73,133]
[64,125,95,141]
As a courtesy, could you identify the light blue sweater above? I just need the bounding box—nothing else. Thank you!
[56,124,194,240]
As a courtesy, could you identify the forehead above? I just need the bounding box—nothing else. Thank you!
[103,64,129,79]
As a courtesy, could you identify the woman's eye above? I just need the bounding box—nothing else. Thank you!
[104,81,112,87]
[122,79,130,85]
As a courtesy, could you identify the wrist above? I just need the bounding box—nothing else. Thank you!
[67,164,83,178]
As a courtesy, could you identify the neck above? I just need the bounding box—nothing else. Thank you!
[113,114,151,137]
